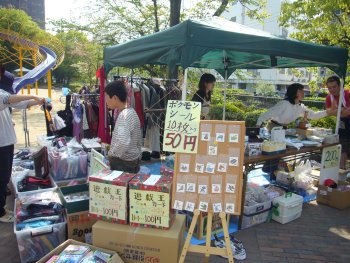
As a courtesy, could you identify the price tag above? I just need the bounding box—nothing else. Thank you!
[322,145,341,169]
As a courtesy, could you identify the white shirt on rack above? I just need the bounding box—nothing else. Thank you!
[256,100,327,126]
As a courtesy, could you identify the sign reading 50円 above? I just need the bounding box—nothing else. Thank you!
[163,100,201,153]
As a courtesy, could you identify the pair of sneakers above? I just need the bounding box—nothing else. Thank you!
[214,234,247,260]
[0,207,14,223]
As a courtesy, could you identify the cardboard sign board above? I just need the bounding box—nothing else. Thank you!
[320,144,341,184]
[172,120,245,215]
[163,100,201,153]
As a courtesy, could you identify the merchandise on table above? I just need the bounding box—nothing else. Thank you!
[93,214,185,263]
[48,147,88,181]
[129,174,174,229]
[245,142,263,157]
[14,191,67,263]
[89,170,136,224]
[262,141,286,155]
[37,239,124,263]
[160,164,174,177]
[272,193,303,224]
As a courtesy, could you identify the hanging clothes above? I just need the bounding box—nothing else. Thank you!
[72,95,83,142]
[57,94,73,137]
[97,67,111,143]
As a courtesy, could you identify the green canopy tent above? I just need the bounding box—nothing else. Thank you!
[104,17,348,131]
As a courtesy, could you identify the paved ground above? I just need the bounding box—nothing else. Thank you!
[2,194,350,263]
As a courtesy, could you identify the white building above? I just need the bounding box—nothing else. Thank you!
[222,0,312,95]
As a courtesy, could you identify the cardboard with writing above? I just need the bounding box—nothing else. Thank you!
[93,214,185,263]
[67,211,97,242]
[129,174,174,229]
[89,169,136,224]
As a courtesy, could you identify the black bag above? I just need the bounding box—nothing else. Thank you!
[57,94,73,137]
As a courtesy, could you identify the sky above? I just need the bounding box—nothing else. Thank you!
[45,0,88,22]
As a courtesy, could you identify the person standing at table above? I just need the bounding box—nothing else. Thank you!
[257,83,335,130]
[325,75,350,169]
[105,80,142,173]
[0,89,45,223]
[191,73,216,120]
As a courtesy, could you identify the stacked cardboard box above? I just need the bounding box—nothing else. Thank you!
[129,174,174,229]
[89,170,135,224]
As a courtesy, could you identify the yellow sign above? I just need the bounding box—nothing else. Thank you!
[322,145,341,169]
[129,189,170,228]
[89,181,127,220]
[163,100,201,153]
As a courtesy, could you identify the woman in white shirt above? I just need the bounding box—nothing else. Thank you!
[0,89,45,223]
[256,83,334,130]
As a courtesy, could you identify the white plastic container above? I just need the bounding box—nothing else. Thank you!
[14,191,67,263]
[11,170,57,198]
[272,193,303,224]
[242,200,272,229]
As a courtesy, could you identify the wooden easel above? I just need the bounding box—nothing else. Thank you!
[178,210,234,263]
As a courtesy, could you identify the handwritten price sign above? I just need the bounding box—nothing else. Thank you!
[322,145,341,169]
[163,100,201,153]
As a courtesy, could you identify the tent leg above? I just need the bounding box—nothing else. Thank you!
[181,68,188,101]
[223,69,228,121]
[335,77,345,134]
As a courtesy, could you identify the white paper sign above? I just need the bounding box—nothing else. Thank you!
[320,144,341,184]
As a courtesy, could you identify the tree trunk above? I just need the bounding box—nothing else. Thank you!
[168,0,182,79]
[213,0,230,17]
[152,0,160,32]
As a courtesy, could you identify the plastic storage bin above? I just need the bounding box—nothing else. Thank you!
[272,193,303,224]
[242,200,272,229]
[11,169,57,198]
[14,191,67,263]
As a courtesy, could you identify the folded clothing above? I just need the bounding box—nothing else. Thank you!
[16,201,64,223]
[17,176,52,192]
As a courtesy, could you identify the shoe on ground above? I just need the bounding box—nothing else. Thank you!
[214,238,247,260]
[230,234,244,250]
[0,213,15,223]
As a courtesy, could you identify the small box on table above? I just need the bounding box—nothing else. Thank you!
[89,170,136,224]
[129,174,174,229]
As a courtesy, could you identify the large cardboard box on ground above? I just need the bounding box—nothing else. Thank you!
[89,169,136,223]
[37,239,124,263]
[93,214,185,263]
[129,174,174,229]
[317,181,350,209]
[67,211,97,242]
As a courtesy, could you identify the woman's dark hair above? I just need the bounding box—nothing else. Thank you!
[284,83,304,104]
[197,73,216,100]
[326,76,340,86]
[104,80,127,102]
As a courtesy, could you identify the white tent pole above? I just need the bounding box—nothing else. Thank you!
[181,68,188,101]
[223,69,228,121]
[335,77,345,134]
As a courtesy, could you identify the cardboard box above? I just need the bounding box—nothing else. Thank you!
[89,169,136,224]
[37,239,124,263]
[67,211,97,242]
[59,183,89,213]
[317,181,350,209]
[93,214,185,263]
[129,174,174,229]
[296,128,314,138]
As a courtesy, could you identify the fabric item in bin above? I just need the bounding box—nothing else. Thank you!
[16,201,64,224]
[17,176,52,192]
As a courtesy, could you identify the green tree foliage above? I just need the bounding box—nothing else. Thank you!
[280,0,350,79]
[53,30,102,85]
